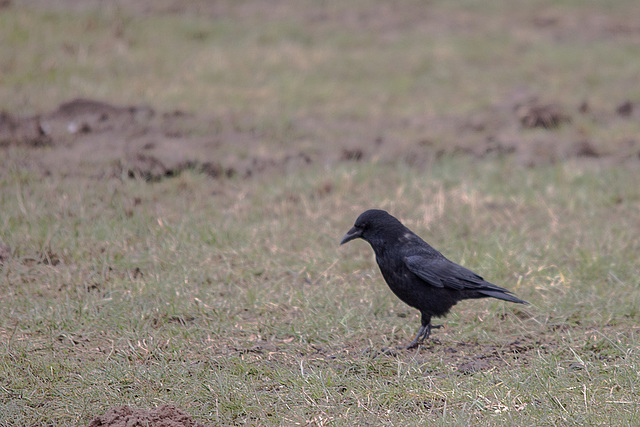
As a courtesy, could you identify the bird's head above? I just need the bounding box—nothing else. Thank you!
[340,209,404,246]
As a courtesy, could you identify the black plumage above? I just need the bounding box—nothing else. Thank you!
[340,209,527,348]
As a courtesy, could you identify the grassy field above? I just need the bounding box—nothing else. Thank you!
[2,0,640,425]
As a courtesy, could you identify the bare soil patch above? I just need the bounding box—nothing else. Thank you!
[88,404,204,427]
[2,95,639,180]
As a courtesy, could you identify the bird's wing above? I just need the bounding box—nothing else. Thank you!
[403,248,526,303]
[404,255,446,287]
[404,254,485,290]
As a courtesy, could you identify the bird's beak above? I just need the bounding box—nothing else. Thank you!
[340,226,361,245]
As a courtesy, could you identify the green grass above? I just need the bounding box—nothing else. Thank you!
[2,0,640,424]
[2,158,640,424]
[3,1,640,116]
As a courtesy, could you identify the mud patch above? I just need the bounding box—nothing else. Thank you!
[88,404,204,427]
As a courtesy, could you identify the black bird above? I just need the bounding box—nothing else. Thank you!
[340,209,527,349]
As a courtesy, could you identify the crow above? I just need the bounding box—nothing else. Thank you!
[340,209,527,349]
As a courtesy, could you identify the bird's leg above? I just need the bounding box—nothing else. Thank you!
[406,314,443,349]
[406,325,427,349]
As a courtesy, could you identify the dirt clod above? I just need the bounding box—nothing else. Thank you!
[0,112,52,147]
[516,102,571,129]
[616,101,634,117]
[573,140,600,157]
[87,404,204,427]
[0,238,10,265]
[341,148,364,161]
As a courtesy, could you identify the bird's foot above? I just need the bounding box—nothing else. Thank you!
[405,341,420,350]
[405,337,442,350]
[405,324,444,349]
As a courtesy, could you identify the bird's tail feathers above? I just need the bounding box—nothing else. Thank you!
[479,290,528,304]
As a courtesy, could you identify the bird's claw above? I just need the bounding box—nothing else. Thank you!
[405,323,444,349]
